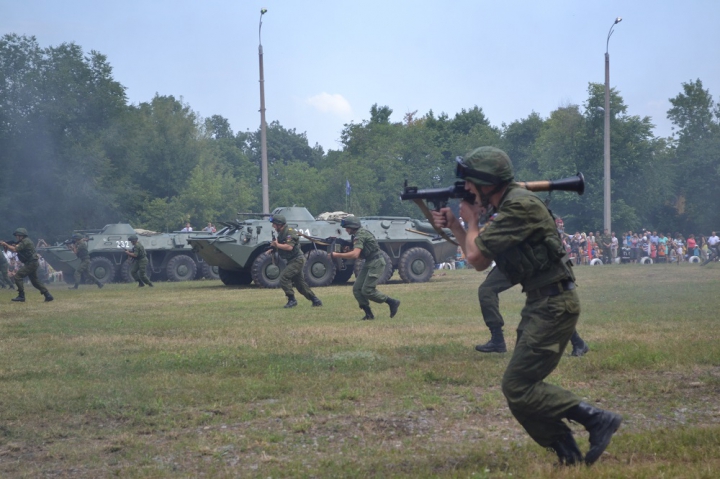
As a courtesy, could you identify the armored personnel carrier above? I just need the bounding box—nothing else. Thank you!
[39,223,218,284]
[187,206,457,288]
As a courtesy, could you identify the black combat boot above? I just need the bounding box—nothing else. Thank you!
[97,281,103,289]
[284,295,298,308]
[311,297,323,307]
[360,305,374,320]
[43,291,54,302]
[570,331,590,357]
[12,291,25,302]
[138,281,145,287]
[566,402,622,465]
[548,430,583,466]
[386,298,400,318]
[475,327,507,353]
[69,283,79,290]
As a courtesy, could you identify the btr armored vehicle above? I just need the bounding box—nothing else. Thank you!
[186,206,457,288]
[39,223,218,284]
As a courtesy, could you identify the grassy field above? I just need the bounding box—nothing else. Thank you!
[1,263,719,478]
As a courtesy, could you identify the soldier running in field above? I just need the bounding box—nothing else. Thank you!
[68,233,103,289]
[124,235,153,288]
[1,228,54,302]
[329,215,400,320]
[268,214,322,308]
[431,147,620,466]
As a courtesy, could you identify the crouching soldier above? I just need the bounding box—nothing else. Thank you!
[269,214,322,308]
[1,228,54,302]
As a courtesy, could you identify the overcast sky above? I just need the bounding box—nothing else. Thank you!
[3,0,720,152]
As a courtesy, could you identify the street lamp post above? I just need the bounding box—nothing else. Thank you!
[604,16,621,234]
[258,8,270,214]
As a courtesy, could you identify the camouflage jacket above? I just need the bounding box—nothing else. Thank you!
[475,184,573,291]
[353,228,380,261]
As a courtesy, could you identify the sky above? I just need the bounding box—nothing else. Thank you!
[3,0,720,152]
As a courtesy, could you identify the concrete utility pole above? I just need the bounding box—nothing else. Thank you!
[258,8,270,214]
[604,16,622,234]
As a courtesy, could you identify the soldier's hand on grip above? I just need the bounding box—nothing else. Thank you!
[431,208,457,230]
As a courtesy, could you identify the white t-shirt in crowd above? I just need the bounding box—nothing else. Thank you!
[708,235,720,246]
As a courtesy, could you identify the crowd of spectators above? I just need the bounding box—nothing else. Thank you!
[561,229,720,265]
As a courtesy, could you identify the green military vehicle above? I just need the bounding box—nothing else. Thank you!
[39,223,218,284]
[187,206,457,288]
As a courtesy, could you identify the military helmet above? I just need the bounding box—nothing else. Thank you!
[128,234,139,241]
[456,147,514,186]
[341,215,361,229]
[13,227,28,237]
[71,233,83,241]
[270,214,286,225]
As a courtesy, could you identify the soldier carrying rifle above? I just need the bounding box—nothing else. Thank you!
[67,233,103,289]
[1,228,54,302]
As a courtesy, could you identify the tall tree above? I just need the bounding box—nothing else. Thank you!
[667,79,720,232]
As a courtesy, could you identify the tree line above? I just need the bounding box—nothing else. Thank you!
[1,34,719,243]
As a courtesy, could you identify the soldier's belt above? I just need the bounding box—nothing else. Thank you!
[364,253,381,262]
[526,279,575,300]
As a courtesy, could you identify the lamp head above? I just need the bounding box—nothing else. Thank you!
[615,17,622,24]
[261,8,267,15]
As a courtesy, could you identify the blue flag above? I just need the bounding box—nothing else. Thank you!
[345,179,351,196]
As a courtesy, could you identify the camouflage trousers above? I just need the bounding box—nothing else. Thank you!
[501,288,582,447]
[478,267,515,329]
[74,258,101,285]
[130,258,151,285]
[353,256,388,307]
[14,259,49,295]
[279,255,315,300]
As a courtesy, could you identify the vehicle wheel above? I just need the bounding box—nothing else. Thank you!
[165,254,197,282]
[119,260,151,283]
[398,247,434,283]
[304,250,336,287]
[640,257,653,265]
[251,252,287,288]
[590,258,603,266]
[89,256,116,284]
[218,267,252,285]
[201,262,220,280]
[332,265,355,284]
[353,250,393,284]
[689,256,701,264]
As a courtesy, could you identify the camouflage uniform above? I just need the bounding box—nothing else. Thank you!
[14,237,51,297]
[73,240,103,287]
[276,224,319,305]
[462,147,620,465]
[477,184,582,444]
[352,228,389,307]
[130,241,152,286]
[340,215,399,320]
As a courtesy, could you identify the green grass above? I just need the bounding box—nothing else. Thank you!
[1,263,719,477]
